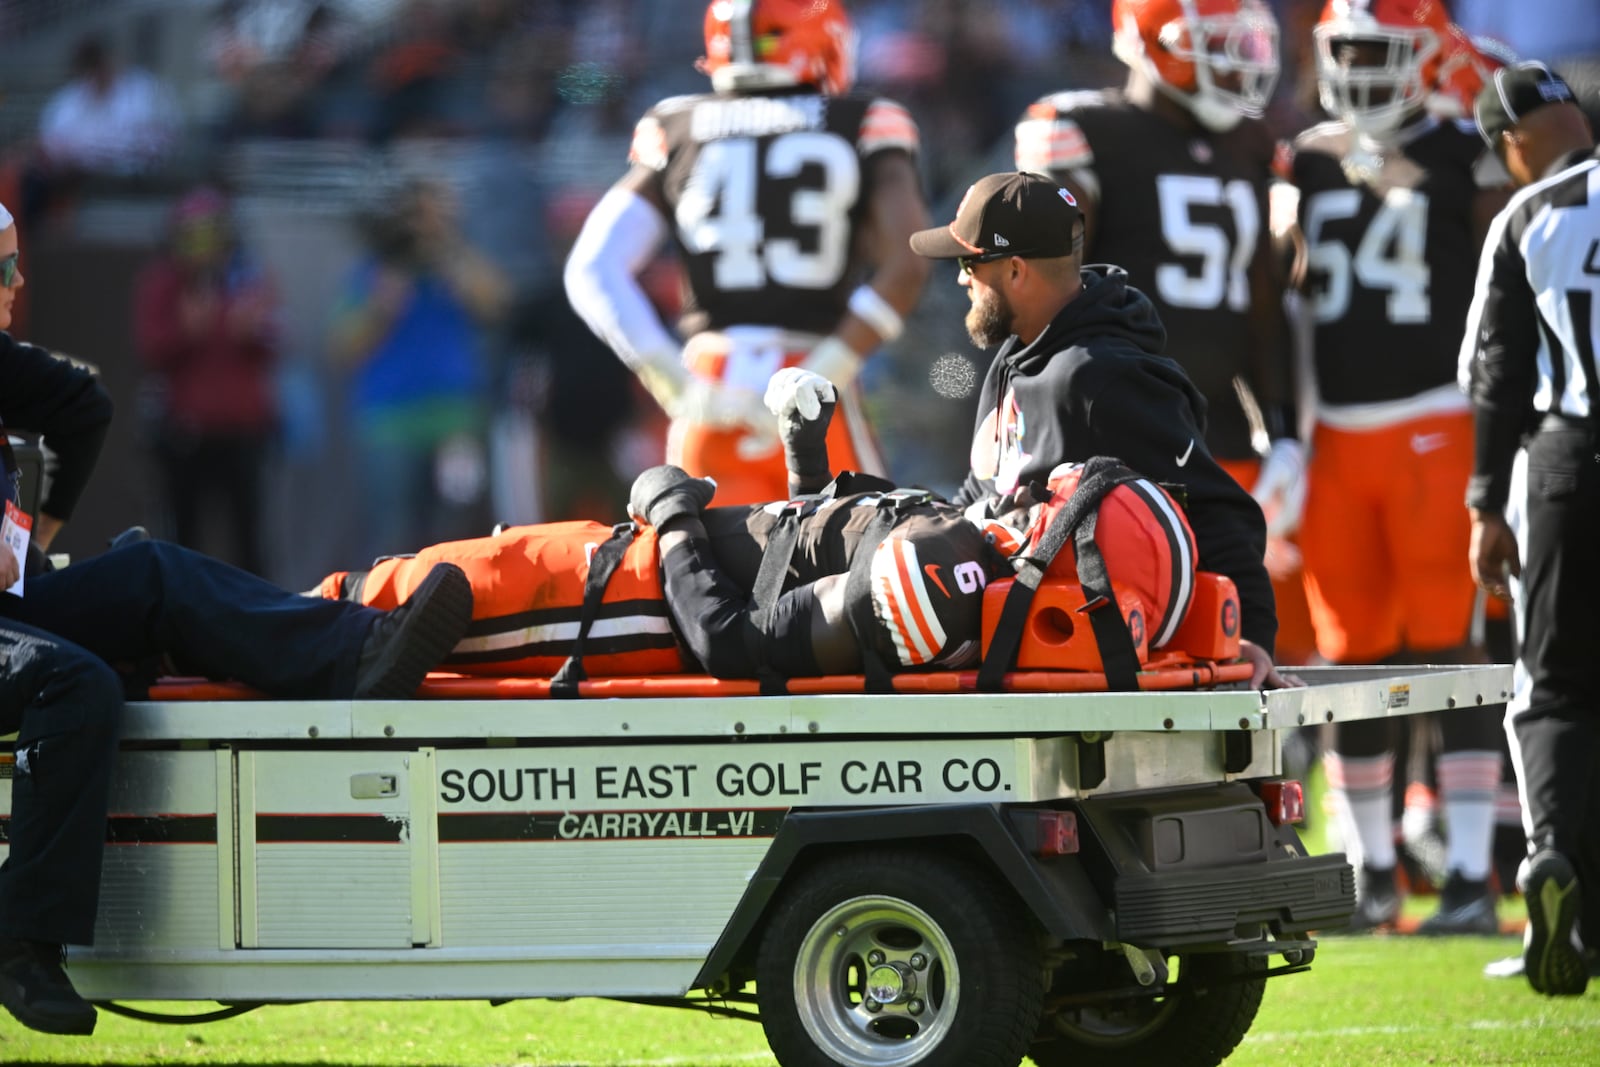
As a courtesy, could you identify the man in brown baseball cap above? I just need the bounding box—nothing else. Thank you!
[909,171,1083,261]
[912,171,1294,690]
[909,171,1086,350]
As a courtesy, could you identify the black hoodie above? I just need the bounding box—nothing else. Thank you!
[953,266,1276,653]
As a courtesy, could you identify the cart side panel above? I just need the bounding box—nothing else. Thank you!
[244,751,417,949]
[0,749,227,953]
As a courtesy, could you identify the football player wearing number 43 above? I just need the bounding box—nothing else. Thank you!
[1013,0,1317,665]
[1281,0,1511,934]
[564,0,930,506]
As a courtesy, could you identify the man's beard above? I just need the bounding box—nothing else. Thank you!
[965,285,1014,348]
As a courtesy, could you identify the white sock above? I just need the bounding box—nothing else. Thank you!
[1439,750,1502,883]
[1324,751,1396,871]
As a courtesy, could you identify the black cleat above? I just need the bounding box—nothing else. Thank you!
[1522,849,1588,996]
[1336,865,1402,933]
[0,939,97,1035]
[1417,871,1499,936]
[351,563,473,699]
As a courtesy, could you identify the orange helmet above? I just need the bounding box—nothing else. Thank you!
[1429,25,1512,118]
[1314,0,1450,136]
[700,0,857,96]
[1020,462,1199,651]
[1112,0,1281,132]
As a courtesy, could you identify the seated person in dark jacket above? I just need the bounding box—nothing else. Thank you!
[908,171,1292,689]
[0,200,475,1038]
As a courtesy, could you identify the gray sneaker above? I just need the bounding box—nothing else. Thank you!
[1418,872,1499,936]
[1522,849,1588,996]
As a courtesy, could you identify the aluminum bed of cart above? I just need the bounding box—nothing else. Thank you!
[0,663,1509,1067]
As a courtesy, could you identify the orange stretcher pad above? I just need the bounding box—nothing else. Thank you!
[149,573,1251,701]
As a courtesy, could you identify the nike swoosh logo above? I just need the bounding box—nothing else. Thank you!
[1176,439,1195,467]
[1411,432,1449,455]
[923,563,951,598]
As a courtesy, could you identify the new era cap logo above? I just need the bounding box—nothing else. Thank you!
[993,233,1010,246]
[1058,187,1076,206]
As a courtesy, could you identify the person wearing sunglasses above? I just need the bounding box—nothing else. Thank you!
[911,171,1292,691]
[0,201,482,1037]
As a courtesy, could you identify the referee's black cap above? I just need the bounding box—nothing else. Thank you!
[1475,62,1577,148]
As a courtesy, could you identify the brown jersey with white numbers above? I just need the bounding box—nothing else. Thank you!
[1286,116,1488,407]
[627,88,919,339]
[1015,89,1280,461]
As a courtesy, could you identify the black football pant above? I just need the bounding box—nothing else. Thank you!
[0,619,123,946]
[1511,419,1600,946]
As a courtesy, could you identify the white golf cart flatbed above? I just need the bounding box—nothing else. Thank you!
[0,663,1508,1067]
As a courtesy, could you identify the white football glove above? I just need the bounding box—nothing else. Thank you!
[764,366,837,423]
[1251,438,1308,540]
[637,353,772,430]
[799,335,863,391]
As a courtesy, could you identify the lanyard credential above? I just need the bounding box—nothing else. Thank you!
[0,424,31,594]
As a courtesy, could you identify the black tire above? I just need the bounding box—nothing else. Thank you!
[1029,952,1266,1067]
[756,848,1044,1067]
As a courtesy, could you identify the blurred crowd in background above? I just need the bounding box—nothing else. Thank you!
[0,0,1595,592]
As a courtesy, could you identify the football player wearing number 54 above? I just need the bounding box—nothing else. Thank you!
[564,0,930,506]
[1281,0,1512,934]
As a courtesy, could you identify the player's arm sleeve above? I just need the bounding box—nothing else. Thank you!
[1463,211,1539,514]
[562,183,679,371]
[656,518,838,679]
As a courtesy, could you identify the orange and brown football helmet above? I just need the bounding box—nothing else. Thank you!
[699,0,856,96]
[1020,462,1199,651]
[1313,0,1452,136]
[1112,0,1281,131]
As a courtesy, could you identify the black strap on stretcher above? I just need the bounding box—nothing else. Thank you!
[746,472,908,695]
[550,522,637,699]
[976,456,1144,694]
[747,500,808,696]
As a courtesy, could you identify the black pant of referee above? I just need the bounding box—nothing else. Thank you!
[1512,415,1600,962]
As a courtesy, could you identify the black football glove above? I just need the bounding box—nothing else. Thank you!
[628,465,717,529]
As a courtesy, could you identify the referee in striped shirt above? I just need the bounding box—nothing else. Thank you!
[1463,62,1598,997]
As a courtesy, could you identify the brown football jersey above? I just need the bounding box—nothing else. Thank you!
[1015,89,1280,461]
[628,89,919,339]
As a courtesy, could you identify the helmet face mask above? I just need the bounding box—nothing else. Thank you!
[1314,0,1445,138]
[701,0,857,96]
[1114,0,1281,132]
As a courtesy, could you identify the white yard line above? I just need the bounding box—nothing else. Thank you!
[1247,1015,1600,1042]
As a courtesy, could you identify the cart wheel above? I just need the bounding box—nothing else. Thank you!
[1029,952,1266,1067]
[757,849,1043,1067]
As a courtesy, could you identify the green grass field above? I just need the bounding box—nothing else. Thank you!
[1,932,1593,1067]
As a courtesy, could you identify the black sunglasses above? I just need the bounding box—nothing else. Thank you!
[957,250,1016,275]
[0,253,17,289]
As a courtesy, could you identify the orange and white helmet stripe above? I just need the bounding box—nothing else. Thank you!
[870,534,947,667]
